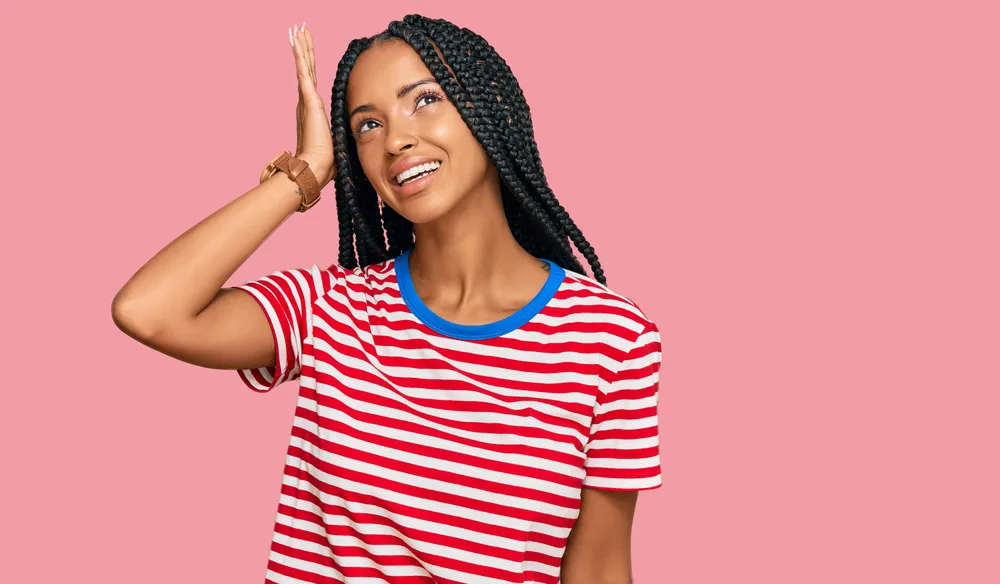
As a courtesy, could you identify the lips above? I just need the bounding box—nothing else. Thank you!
[394,160,442,186]
[387,156,443,186]
[386,155,444,198]
[390,160,442,197]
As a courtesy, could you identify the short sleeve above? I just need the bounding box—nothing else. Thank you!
[233,263,342,393]
[583,320,664,491]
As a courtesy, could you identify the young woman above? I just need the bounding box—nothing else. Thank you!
[113,14,662,584]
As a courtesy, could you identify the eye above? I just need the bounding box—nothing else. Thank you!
[414,89,444,110]
[355,117,380,135]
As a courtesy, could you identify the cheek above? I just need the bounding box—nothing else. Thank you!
[357,149,379,182]
[355,146,390,195]
[427,112,489,177]
[430,110,477,150]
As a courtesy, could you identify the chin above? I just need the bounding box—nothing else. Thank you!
[387,186,465,226]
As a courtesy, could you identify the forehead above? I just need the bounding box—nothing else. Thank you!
[347,40,434,108]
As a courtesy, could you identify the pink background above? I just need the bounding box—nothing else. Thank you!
[2,1,998,582]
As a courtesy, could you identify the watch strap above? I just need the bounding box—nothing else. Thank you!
[261,151,322,212]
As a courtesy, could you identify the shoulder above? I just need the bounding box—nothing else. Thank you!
[244,257,397,309]
[311,256,399,290]
[557,268,659,345]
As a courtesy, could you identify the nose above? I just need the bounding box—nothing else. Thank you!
[384,117,418,156]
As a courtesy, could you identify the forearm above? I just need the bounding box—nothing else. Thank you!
[112,169,304,337]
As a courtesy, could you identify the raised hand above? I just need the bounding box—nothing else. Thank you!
[290,23,336,187]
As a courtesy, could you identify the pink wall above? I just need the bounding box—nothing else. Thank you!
[2,1,997,582]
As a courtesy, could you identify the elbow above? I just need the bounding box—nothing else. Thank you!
[111,291,161,341]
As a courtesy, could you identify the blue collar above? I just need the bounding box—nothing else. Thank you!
[394,248,565,341]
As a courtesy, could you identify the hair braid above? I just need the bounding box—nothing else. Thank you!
[458,25,605,282]
[328,15,608,284]
[381,204,412,258]
[330,39,369,269]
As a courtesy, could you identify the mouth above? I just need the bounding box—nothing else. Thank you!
[393,160,442,186]
[391,160,442,197]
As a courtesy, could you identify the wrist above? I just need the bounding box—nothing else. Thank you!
[259,150,324,213]
[295,153,332,186]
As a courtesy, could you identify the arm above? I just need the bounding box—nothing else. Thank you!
[111,168,311,370]
[112,23,334,371]
[560,487,639,584]
[563,318,664,582]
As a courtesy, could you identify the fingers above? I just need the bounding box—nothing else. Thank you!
[289,27,301,100]
[290,24,313,95]
[302,24,316,86]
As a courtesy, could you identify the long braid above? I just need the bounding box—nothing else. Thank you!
[434,22,583,270]
[382,204,412,259]
[457,22,605,282]
[328,15,608,284]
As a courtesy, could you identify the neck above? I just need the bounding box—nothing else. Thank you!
[408,179,535,294]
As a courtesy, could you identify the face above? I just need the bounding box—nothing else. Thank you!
[346,39,498,224]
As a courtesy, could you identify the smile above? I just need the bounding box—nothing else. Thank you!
[394,160,442,185]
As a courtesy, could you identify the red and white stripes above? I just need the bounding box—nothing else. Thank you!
[233,257,662,583]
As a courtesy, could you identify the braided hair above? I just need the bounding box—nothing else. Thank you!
[329,14,607,285]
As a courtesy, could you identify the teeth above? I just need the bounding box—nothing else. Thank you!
[395,161,441,185]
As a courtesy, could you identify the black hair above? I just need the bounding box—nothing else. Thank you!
[329,14,607,285]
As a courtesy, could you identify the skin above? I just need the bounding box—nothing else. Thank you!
[347,39,640,583]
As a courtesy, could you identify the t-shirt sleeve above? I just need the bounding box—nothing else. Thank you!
[583,320,664,491]
[232,264,342,393]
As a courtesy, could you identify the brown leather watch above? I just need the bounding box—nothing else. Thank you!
[259,151,322,212]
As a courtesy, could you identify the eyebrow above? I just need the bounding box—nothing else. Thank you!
[348,77,438,121]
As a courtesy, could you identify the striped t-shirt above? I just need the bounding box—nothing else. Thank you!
[235,249,663,584]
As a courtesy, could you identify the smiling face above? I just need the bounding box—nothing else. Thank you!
[346,39,499,225]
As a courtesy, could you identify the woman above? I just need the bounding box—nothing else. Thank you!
[113,14,662,584]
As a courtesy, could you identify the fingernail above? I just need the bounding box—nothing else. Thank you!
[288,27,293,47]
